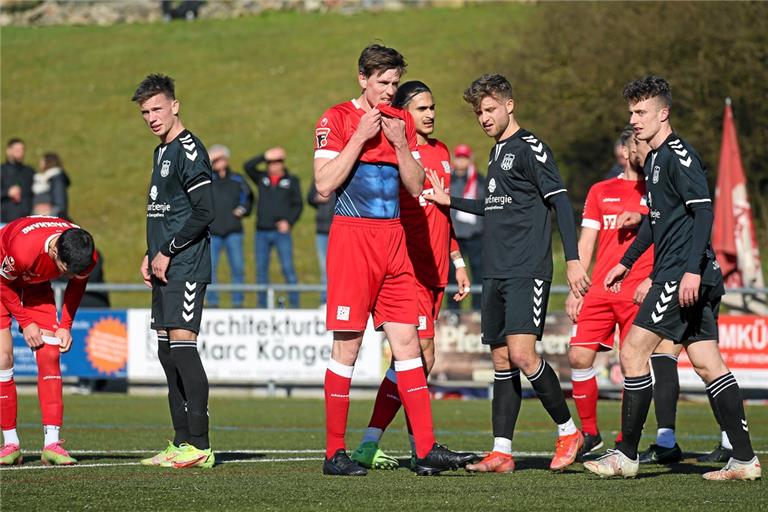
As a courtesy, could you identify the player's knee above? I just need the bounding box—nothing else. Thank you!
[568,347,594,369]
[508,347,538,374]
[36,344,60,369]
[0,350,13,370]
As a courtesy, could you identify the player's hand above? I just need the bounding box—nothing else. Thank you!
[565,291,584,323]
[354,108,381,142]
[233,206,246,218]
[23,322,44,349]
[140,254,152,288]
[566,260,591,299]
[422,168,450,206]
[604,263,629,293]
[679,272,701,308]
[55,328,73,353]
[633,277,652,305]
[276,219,291,233]
[381,117,407,149]
[151,252,171,284]
[616,211,643,229]
[8,184,21,203]
[453,267,471,302]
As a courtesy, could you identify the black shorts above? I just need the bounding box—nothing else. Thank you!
[481,277,551,345]
[633,280,723,344]
[151,279,207,334]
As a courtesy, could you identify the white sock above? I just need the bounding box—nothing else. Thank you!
[361,427,383,444]
[557,418,577,436]
[492,437,512,455]
[2,429,19,446]
[721,430,733,450]
[43,425,60,446]
[409,434,416,455]
[656,427,676,448]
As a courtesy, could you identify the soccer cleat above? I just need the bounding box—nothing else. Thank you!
[465,451,515,473]
[0,444,22,465]
[350,441,399,470]
[41,441,77,466]
[583,449,639,478]
[576,432,604,461]
[697,443,733,463]
[140,441,182,467]
[638,443,683,464]
[323,449,367,476]
[550,430,583,471]
[413,443,476,476]
[702,457,761,481]
[171,443,215,469]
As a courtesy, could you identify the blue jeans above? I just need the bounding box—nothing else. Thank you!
[210,232,245,307]
[256,230,298,308]
[315,232,329,304]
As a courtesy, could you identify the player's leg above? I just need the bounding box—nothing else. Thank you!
[275,231,299,308]
[208,234,223,307]
[699,375,733,463]
[255,230,271,308]
[226,232,246,308]
[0,319,21,465]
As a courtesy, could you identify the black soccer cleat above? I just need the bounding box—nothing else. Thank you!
[413,444,476,476]
[697,443,733,463]
[322,449,368,476]
[576,432,604,461]
[638,443,683,464]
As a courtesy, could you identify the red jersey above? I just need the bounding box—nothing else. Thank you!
[581,176,654,301]
[399,139,459,287]
[0,216,96,329]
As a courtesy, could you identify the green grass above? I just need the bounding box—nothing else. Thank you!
[1,394,766,510]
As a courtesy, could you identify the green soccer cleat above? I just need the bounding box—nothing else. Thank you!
[141,441,182,467]
[171,443,215,469]
[350,441,399,470]
[0,444,22,465]
[41,441,77,466]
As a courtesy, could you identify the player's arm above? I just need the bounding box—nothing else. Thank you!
[578,184,602,271]
[606,215,652,292]
[382,114,423,196]
[234,175,253,218]
[57,264,95,352]
[423,168,484,213]
[0,248,43,347]
[243,153,267,181]
[449,226,471,301]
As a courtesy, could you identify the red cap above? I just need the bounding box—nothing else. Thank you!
[453,144,472,158]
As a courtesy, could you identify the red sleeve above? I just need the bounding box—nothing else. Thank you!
[314,107,346,158]
[0,281,35,328]
[404,112,419,155]
[581,184,602,231]
[59,251,97,330]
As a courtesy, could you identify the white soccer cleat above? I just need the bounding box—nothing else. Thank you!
[583,449,639,479]
[702,457,761,481]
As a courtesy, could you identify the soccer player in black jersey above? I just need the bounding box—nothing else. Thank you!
[585,76,760,480]
[425,74,590,472]
[133,74,215,469]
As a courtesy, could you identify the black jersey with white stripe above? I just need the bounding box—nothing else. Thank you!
[146,129,213,282]
[480,128,568,280]
[644,132,722,286]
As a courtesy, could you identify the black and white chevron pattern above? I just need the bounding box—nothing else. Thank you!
[533,279,544,327]
[668,139,691,167]
[179,133,198,161]
[182,281,197,322]
[651,281,677,323]
[521,135,547,164]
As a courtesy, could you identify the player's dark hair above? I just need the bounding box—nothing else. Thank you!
[619,125,635,147]
[56,228,94,275]
[392,81,432,109]
[463,74,514,110]
[41,152,62,170]
[131,74,176,104]
[358,44,407,78]
[7,138,24,147]
[623,76,672,108]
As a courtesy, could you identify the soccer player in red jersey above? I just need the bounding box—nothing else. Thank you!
[314,45,474,476]
[0,216,96,465]
[349,81,473,470]
[567,126,654,458]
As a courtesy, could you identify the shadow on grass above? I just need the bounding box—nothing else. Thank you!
[215,451,268,463]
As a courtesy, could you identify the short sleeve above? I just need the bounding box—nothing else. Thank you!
[581,184,601,231]
[178,135,213,193]
[521,136,567,202]
[404,111,420,160]
[314,108,346,159]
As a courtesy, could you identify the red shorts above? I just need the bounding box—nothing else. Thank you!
[326,216,418,331]
[570,292,638,352]
[416,283,444,340]
[0,282,59,331]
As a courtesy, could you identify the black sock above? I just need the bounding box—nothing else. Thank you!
[492,369,522,441]
[705,385,727,446]
[650,354,679,432]
[617,374,653,460]
[526,360,571,425]
[157,334,190,446]
[706,373,754,461]
[170,340,210,450]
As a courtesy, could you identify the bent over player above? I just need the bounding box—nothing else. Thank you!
[0,216,96,465]
[133,74,215,469]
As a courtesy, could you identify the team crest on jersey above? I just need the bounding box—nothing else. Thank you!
[0,256,15,279]
[160,160,171,178]
[150,185,158,201]
[501,153,515,171]
[441,161,451,173]
[316,127,331,148]
[652,165,660,184]
[488,178,497,193]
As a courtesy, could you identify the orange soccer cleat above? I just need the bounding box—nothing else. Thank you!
[465,451,515,473]
[550,431,584,471]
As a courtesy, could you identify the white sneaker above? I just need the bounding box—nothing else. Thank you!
[702,457,762,481]
[583,449,639,478]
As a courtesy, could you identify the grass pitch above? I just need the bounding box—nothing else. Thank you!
[1,394,765,511]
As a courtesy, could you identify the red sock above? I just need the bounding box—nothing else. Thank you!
[36,343,63,427]
[368,369,402,431]
[395,358,435,458]
[572,368,599,436]
[0,369,17,431]
[324,360,353,459]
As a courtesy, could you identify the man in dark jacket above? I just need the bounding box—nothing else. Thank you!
[1,138,35,224]
[307,183,335,305]
[244,147,303,308]
[209,144,253,308]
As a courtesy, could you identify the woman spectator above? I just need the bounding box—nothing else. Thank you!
[33,152,70,219]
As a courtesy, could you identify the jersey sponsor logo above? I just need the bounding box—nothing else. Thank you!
[652,165,660,184]
[0,256,15,280]
[149,185,158,201]
[160,160,171,177]
[488,178,497,193]
[649,209,661,224]
[316,127,331,148]
[336,305,350,321]
[441,161,451,173]
[602,214,617,229]
[501,153,516,171]
[602,197,621,203]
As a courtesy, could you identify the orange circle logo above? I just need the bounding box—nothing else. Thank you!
[85,317,128,375]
